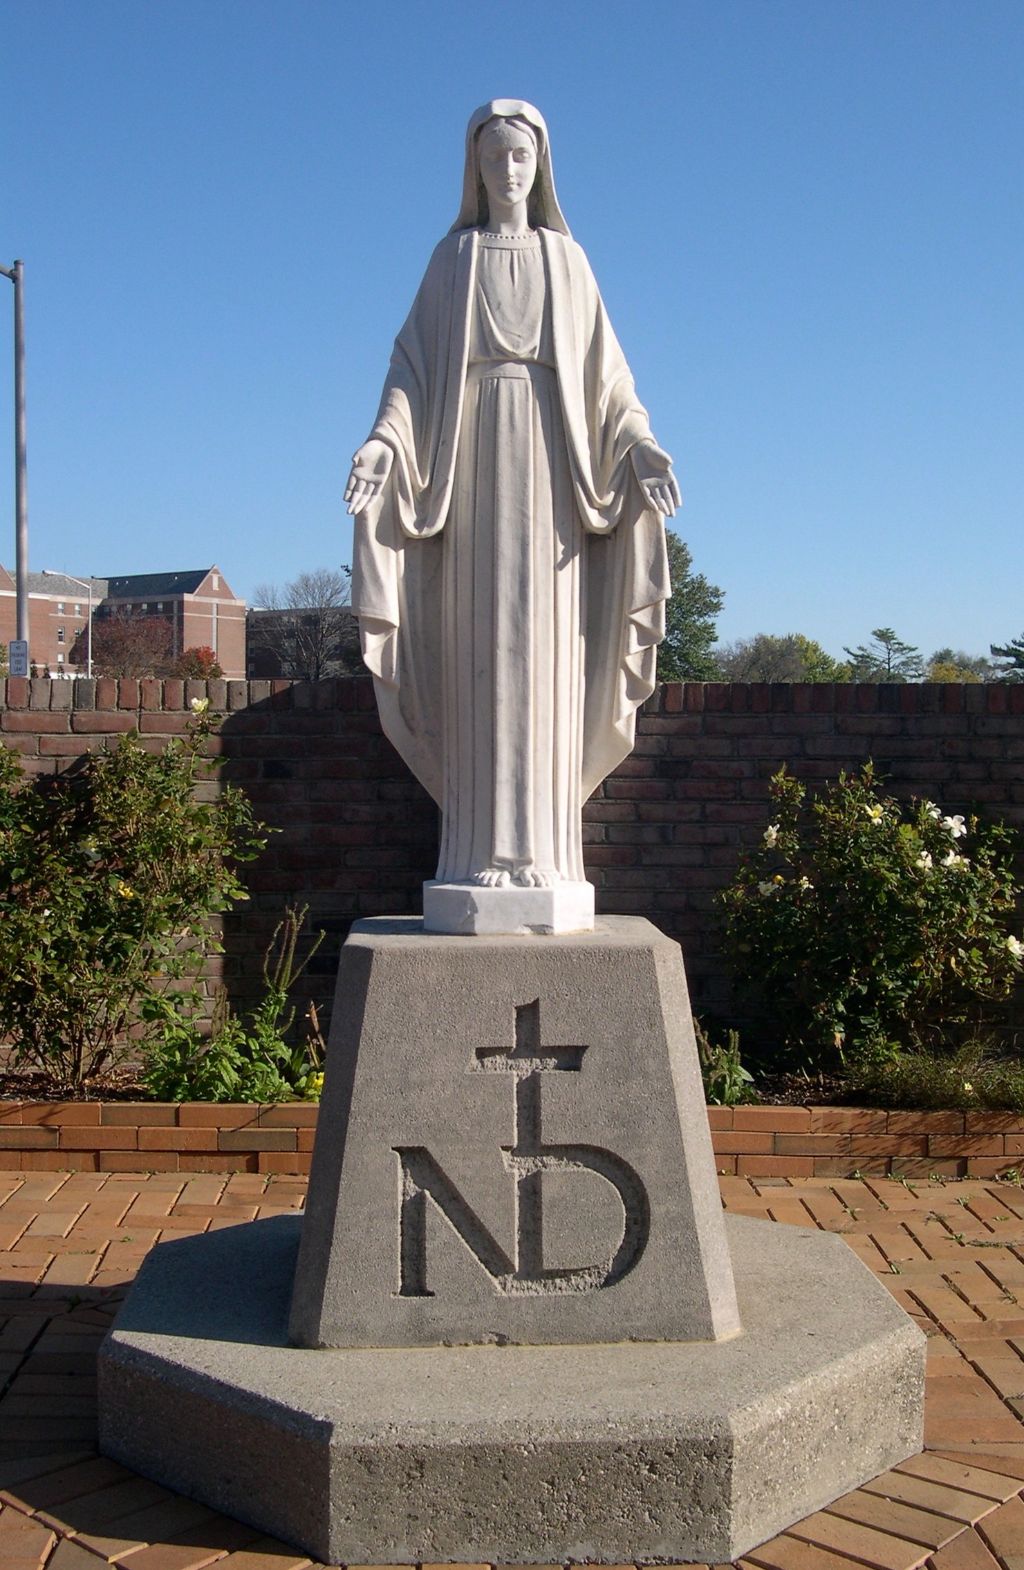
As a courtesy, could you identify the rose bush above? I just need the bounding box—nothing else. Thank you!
[718,765,1023,1072]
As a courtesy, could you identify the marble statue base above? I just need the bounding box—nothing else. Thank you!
[423,878,595,935]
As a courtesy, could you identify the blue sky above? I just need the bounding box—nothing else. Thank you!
[3,0,1022,662]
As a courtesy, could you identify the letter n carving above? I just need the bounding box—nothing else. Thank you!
[395,1147,514,1297]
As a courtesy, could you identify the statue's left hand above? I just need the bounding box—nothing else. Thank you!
[345,439,395,516]
[630,441,681,517]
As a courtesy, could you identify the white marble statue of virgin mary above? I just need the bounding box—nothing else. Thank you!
[346,100,680,934]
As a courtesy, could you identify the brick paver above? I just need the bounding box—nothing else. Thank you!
[1,1171,1023,1569]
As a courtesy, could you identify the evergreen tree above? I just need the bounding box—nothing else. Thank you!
[842,627,923,683]
[990,632,1024,682]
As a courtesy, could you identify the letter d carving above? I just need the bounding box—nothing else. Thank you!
[395,1001,650,1297]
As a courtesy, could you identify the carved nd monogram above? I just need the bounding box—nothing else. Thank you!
[394,1000,650,1296]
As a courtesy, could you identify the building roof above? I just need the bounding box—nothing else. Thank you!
[103,569,215,597]
[10,565,241,605]
[25,572,109,597]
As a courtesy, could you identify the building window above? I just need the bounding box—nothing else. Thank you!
[57,601,65,613]
[57,653,65,664]
[57,626,65,643]
[74,602,82,616]
[156,601,164,611]
[142,602,149,612]
[212,574,220,590]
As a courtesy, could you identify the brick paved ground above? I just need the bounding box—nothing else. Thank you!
[1,1171,1024,1570]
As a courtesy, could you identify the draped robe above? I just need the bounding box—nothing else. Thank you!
[352,226,670,884]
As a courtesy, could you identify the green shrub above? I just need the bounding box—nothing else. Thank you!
[717,765,1023,1073]
[142,904,326,1103]
[695,1021,758,1105]
[848,1044,1024,1112]
[0,702,266,1088]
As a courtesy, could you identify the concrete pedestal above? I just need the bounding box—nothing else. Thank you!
[99,917,925,1562]
[98,1211,925,1564]
[290,917,739,1348]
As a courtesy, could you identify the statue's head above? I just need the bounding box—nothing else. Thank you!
[452,99,570,236]
[476,117,539,226]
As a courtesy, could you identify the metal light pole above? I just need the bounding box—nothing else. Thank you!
[0,261,28,644]
[42,570,95,678]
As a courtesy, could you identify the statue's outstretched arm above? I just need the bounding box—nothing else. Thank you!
[345,439,395,516]
[630,439,682,518]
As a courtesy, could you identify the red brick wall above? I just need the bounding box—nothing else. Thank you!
[2,675,1023,1034]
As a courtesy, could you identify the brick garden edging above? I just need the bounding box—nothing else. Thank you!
[0,1102,318,1175]
[706,1105,1024,1180]
[2,1101,1024,1178]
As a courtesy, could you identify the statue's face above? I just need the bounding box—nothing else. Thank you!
[478,120,538,219]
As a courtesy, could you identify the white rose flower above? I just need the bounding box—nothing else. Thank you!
[924,802,941,820]
[1007,935,1024,962]
[916,851,933,871]
[942,850,967,869]
[757,881,776,897]
[190,696,210,714]
[763,823,780,848]
[864,803,884,824]
[942,814,967,839]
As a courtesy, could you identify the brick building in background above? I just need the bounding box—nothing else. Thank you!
[0,565,246,678]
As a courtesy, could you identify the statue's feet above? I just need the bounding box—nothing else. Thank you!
[512,867,559,888]
[470,867,511,888]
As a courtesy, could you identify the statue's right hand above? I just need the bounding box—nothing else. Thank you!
[345,439,394,515]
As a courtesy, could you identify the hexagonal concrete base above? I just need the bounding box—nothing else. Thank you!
[99,1211,924,1565]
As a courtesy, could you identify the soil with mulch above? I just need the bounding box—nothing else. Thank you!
[0,1063,851,1106]
[746,1071,854,1105]
[0,1065,150,1102]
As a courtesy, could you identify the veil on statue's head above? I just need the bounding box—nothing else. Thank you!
[451,99,571,236]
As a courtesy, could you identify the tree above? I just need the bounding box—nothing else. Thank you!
[926,648,994,683]
[842,627,923,683]
[175,646,223,680]
[792,635,853,682]
[657,531,724,681]
[251,567,362,681]
[990,632,1024,682]
[90,609,174,679]
[715,633,851,682]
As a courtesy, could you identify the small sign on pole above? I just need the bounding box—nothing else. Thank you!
[8,639,28,678]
